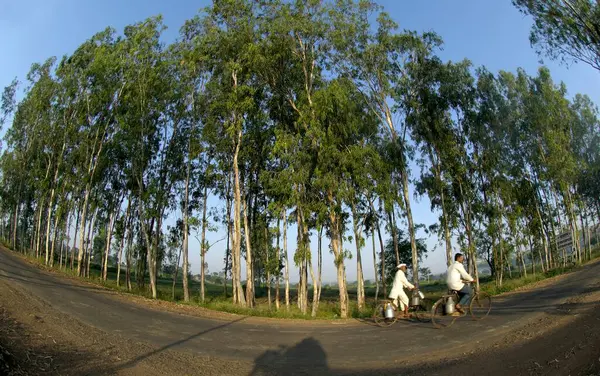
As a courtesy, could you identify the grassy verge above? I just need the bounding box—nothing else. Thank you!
[3,240,598,320]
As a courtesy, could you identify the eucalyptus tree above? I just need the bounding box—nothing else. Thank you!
[118,16,178,297]
[513,0,600,72]
[171,16,212,302]
[331,1,444,285]
[199,0,264,306]
[407,57,474,267]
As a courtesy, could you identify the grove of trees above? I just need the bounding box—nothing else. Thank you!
[0,0,598,318]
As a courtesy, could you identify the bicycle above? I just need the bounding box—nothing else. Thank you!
[430,281,491,329]
[373,290,433,327]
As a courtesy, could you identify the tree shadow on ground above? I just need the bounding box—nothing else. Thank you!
[97,316,247,375]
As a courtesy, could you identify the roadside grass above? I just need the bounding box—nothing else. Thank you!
[3,239,599,320]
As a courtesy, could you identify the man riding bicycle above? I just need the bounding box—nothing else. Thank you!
[388,263,414,316]
[446,253,474,314]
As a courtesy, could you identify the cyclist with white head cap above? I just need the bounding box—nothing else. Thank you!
[388,263,415,316]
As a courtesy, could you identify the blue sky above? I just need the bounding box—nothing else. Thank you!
[1,1,599,283]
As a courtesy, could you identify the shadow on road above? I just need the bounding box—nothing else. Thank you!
[249,337,330,376]
[97,316,247,375]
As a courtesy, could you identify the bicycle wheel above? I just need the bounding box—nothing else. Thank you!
[373,303,397,327]
[413,299,433,323]
[431,297,459,329]
[469,291,492,320]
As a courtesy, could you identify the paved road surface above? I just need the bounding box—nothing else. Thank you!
[0,246,597,372]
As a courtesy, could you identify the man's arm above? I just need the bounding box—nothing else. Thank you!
[457,263,474,282]
[400,272,415,289]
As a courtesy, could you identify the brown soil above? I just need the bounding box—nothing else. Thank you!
[0,279,252,375]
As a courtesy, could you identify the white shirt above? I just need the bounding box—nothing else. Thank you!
[446,261,474,291]
[388,269,415,299]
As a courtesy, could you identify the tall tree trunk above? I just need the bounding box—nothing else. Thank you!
[302,212,310,315]
[200,185,209,303]
[77,188,91,276]
[59,234,65,270]
[103,209,118,281]
[172,243,182,301]
[242,194,254,307]
[401,169,420,285]
[117,200,131,287]
[12,202,18,250]
[49,210,60,267]
[182,156,191,302]
[316,225,323,315]
[224,187,232,298]
[458,181,478,289]
[584,207,592,261]
[45,192,57,265]
[309,256,318,317]
[62,207,72,270]
[275,217,281,310]
[86,208,98,279]
[564,189,581,264]
[232,129,245,306]
[283,210,290,311]
[430,147,452,267]
[351,203,365,311]
[372,199,387,297]
[387,209,399,265]
[126,218,134,291]
[578,205,588,262]
[265,226,271,310]
[535,191,551,270]
[35,197,46,259]
[296,207,308,315]
[328,191,349,318]
[371,231,379,302]
[71,205,81,271]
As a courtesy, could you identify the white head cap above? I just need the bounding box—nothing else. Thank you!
[397,263,407,269]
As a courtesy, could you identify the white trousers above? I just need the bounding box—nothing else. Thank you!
[391,289,409,310]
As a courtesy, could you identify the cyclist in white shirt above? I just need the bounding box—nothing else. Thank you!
[446,253,475,314]
[388,263,414,316]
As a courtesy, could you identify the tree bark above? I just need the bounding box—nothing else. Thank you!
[351,203,365,311]
[242,194,254,308]
[388,209,399,265]
[401,169,420,285]
[86,208,98,278]
[371,231,379,302]
[224,185,232,298]
[182,155,191,302]
[77,188,91,276]
[35,197,46,260]
[49,209,60,268]
[283,210,290,311]
[172,241,182,301]
[200,185,209,303]
[102,208,118,281]
[328,191,349,318]
[71,204,81,271]
[275,217,281,310]
[116,199,131,287]
[232,129,245,306]
[265,226,271,310]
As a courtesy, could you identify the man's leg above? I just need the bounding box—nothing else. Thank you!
[458,284,472,307]
[399,290,409,315]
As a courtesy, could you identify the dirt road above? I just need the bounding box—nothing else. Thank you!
[0,246,599,375]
